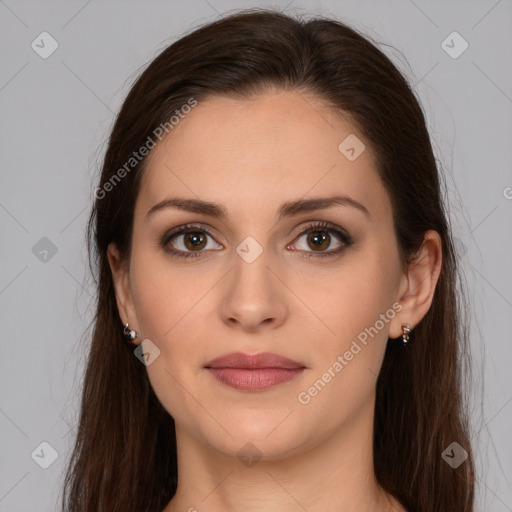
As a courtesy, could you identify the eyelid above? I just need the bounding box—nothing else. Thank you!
[290,220,351,242]
[163,222,219,240]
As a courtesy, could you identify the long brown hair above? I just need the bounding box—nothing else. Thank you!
[62,9,475,511]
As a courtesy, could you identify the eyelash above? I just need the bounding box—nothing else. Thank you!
[160,221,353,260]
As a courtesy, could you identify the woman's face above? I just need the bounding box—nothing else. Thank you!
[111,90,409,460]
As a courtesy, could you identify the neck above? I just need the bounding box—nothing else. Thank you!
[163,398,405,512]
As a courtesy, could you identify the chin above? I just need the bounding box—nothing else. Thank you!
[200,415,314,462]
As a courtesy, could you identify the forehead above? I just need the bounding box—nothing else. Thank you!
[137,90,391,224]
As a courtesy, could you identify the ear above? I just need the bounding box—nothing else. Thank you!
[107,242,140,344]
[389,230,443,338]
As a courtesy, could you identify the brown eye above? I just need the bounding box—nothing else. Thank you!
[182,231,207,251]
[288,221,353,258]
[161,224,223,258]
[306,231,331,251]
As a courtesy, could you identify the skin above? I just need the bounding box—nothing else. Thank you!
[108,89,442,512]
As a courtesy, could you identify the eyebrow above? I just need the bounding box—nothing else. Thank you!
[145,194,370,221]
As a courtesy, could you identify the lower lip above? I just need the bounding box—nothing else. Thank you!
[206,367,305,391]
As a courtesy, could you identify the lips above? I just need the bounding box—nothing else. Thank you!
[204,352,306,391]
[205,352,305,370]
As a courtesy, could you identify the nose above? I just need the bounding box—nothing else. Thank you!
[219,245,288,333]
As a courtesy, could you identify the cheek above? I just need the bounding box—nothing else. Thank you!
[293,253,400,426]
[293,254,400,427]
[128,249,214,427]
[130,246,206,337]
[296,244,400,356]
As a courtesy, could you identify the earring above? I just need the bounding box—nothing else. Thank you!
[123,323,138,344]
[401,323,411,346]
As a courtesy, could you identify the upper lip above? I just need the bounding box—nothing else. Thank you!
[205,352,305,369]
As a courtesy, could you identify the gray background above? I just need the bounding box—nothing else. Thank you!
[1,1,511,510]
